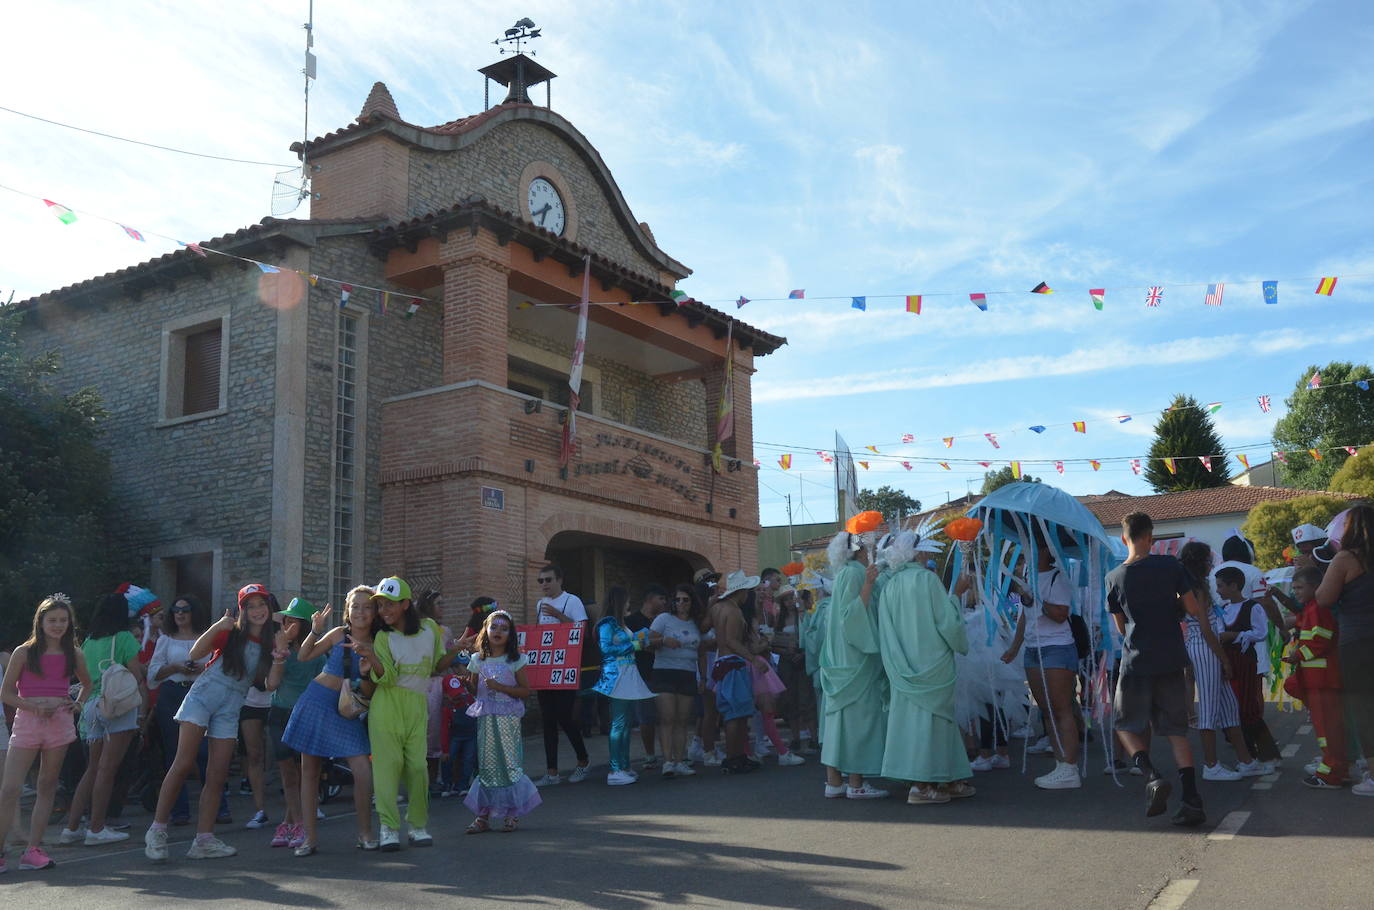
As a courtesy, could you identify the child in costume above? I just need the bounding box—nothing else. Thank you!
[1284,567,1346,788]
[595,586,660,785]
[0,595,92,873]
[462,610,540,832]
[263,597,327,851]
[1216,567,1282,765]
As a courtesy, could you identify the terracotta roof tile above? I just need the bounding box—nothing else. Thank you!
[1081,485,1361,526]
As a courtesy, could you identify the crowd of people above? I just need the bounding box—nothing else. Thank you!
[1,502,1372,873]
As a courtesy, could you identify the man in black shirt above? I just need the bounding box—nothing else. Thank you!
[1106,512,1229,827]
[626,585,668,769]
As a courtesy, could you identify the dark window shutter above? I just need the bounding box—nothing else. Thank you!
[183,325,222,415]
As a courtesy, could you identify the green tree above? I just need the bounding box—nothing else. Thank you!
[1240,494,1351,569]
[855,485,921,521]
[980,466,1041,494]
[1329,443,1374,498]
[1271,362,1374,490]
[1145,394,1232,492]
[0,307,114,646]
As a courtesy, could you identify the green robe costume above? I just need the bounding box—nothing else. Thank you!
[819,560,889,776]
[877,562,971,783]
[801,595,830,727]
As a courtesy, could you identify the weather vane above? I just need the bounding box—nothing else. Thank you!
[494,18,541,56]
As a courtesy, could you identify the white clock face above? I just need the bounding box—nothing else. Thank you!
[527,177,566,236]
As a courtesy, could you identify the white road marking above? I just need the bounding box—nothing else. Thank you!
[1260,772,1281,782]
[1147,879,1200,909]
[1297,724,1312,735]
[1208,810,1251,840]
[1251,781,1273,790]
[1281,743,1301,758]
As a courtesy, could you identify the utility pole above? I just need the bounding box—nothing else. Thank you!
[785,494,794,553]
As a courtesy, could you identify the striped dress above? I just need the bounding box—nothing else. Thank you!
[1185,605,1240,731]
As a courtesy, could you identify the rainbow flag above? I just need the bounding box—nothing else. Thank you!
[1316,277,1337,296]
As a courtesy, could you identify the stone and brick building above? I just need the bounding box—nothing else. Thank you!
[12,55,784,623]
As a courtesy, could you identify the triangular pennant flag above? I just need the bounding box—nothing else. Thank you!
[901,434,914,443]
[1089,288,1105,311]
[1072,421,1086,433]
[939,462,951,471]
[857,461,870,470]
[1262,280,1278,305]
[906,295,922,314]
[970,293,988,311]
[1315,277,1337,296]
[778,454,792,470]
[851,296,866,311]
[1055,461,1064,474]
[1030,282,1053,295]
[901,461,912,470]
[256,262,281,274]
[978,461,991,468]
[43,199,76,224]
[865,445,880,454]
[735,296,749,309]
[1345,446,1359,456]
[1010,461,1022,479]
[1163,457,1177,475]
[1199,455,1213,472]
[339,284,353,309]
[120,224,145,242]
[1089,460,1101,471]
[1237,453,1250,470]
[669,290,690,306]
[405,298,421,319]
[788,289,805,299]
[943,437,954,448]
[985,433,1000,449]
[307,274,319,286]
[1309,449,1323,461]
[1206,402,1222,414]
[1029,426,1046,434]
[1358,380,1371,391]
[1130,459,1142,475]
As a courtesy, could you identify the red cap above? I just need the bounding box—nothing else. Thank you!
[238,583,271,607]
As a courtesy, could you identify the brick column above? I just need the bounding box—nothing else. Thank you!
[733,351,759,526]
[438,228,510,386]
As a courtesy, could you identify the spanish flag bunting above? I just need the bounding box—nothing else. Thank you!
[1309,449,1323,460]
[778,454,792,470]
[1316,277,1337,296]
[1237,453,1250,470]
[1055,461,1064,474]
[1089,460,1101,471]
[939,462,951,471]
[858,461,870,470]
[1163,457,1177,475]
[1199,455,1212,472]
[901,461,912,470]
[906,295,922,314]
[1072,421,1086,433]
[1030,282,1053,295]
[1010,461,1022,479]
[1089,289,1105,311]
[943,437,954,448]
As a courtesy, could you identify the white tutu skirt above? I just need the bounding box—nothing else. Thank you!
[609,664,655,701]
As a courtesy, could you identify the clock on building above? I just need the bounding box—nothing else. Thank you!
[526,177,566,236]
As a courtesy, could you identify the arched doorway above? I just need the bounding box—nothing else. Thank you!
[544,529,706,617]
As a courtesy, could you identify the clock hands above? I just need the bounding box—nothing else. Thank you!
[533,202,552,225]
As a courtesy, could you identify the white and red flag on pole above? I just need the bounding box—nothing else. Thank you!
[560,255,592,472]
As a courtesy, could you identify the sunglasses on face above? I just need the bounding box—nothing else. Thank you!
[172,606,192,613]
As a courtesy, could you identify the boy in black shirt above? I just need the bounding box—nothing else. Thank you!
[1106,512,1230,826]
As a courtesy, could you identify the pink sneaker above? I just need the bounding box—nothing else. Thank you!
[287,825,307,849]
[20,846,56,870]
[270,823,292,847]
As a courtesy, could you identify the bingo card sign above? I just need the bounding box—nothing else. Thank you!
[516,622,586,690]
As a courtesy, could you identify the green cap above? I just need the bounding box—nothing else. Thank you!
[276,597,317,622]
[371,577,412,602]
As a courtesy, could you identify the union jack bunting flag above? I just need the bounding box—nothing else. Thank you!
[1204,283,1225,306]
[1257,395,1272,413]
[1145,287,1163,307]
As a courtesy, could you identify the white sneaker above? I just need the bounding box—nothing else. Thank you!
[824,783,848,798]
[245,810,270,830]
[1034,762,1082,790]
[144,827,168,863]
[846,784,890,800]
[58,828,87,845]
[531,774,562,787]
[1011,724,1033,739]
[568,765,590,784]
[674,762,696,777]
[379,825,400,852]
[703,753,723,767]
[1236,760,1269,778]
[1202,763,1243,782]
[687,738,706,763]
[607,770,637,786]
[777,752,805,766]
[407,827,433,847]
[186,835,236,859]
[970,755,994,772]
[1352,772,1374,797]
[1304,759,1320,775]
[1027,736,1054,755]
[991,754,1011,769]
[84,827,130,845]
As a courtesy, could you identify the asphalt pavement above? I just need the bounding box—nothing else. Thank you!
[1,706,1369,909]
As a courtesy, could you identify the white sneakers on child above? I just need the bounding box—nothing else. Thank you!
[777,752,805,766]
[1034,762,1082,790]
[1026,736,1054,755]
[1236,760,1272,777]
[84,827,129,846]
[531,773,561,787]
[1202,763,1244,782]
[845,784,889,799]
[607,770,637,786]
[144,827,168,863]
[1352,772,1374,797]
[379,826,400,852]
[568,764,591,784]
[186,835,236,859]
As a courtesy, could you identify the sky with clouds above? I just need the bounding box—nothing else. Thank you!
[2,1,1371,528]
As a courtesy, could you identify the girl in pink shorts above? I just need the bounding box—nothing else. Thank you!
[0,595,93,873]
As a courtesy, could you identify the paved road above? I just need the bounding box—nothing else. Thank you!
[2,707,1369,909]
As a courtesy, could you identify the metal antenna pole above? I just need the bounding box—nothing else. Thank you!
[301,0,316,198]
